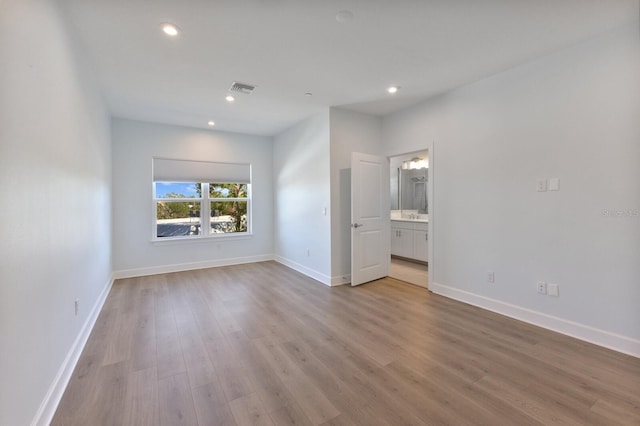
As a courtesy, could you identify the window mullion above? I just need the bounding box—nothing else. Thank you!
[156,198,202,202]
[202,183,210,236]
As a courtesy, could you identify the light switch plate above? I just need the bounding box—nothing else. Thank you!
[547,283,559,297]
[548,178,560,191]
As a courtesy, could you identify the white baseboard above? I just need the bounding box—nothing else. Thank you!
[273,255,340,286]
[32,275,114,426]
[331,274,351,286]
[431,282,640,358]
[112,254,274,279]
[115,254,347,288]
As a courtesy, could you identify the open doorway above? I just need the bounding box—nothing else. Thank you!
[388,149,430,288]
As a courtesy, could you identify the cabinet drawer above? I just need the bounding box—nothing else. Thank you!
[391,220,414,230]
[413,222,428,231]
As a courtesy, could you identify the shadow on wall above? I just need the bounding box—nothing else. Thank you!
[340,168,351,273]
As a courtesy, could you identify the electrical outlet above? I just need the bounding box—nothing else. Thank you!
[537,179,547,192]
[487,271,495,283]
[536,282,547,294]
[74,299,80,316]
[547,283,559,297]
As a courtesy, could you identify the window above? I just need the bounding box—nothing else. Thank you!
[209,183,248,234]
[154,182,202,238]
[152,159,251,240]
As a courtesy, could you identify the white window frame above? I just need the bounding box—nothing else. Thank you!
[152,182,252,241]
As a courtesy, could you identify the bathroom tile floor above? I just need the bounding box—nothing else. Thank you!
[390,256,428,288]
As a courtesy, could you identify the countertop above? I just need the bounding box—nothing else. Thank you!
[392,218,428,223]
[391,216,428,223]
[390,210,428,223]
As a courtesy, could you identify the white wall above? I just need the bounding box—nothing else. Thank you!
[382,25,640,354]
[0,0,112,424]
[111,119,273,276]
[273,111,332,283]
[329,108,383,282]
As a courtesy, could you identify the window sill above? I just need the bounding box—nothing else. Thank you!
[151,233,254,245]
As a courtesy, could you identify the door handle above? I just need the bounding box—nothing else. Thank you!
[352,223,364,228]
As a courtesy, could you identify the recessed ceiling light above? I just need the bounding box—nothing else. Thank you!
[207,120,215,126]
[336,10,354,24]
[225,95,235,102]
[161,23,179,37]
[304,92,313,97]
[387,86,400,94]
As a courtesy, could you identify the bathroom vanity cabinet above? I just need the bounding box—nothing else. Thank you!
[391,220,428,262]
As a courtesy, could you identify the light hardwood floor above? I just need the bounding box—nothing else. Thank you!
[53,261,640,425]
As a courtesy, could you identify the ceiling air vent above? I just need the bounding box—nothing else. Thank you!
[229,81,256,95]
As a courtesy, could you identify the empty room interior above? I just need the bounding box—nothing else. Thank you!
[1,1,640,425]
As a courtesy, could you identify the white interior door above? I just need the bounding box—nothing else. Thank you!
[351,152,390,286]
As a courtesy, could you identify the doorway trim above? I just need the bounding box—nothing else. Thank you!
[427,142,434,291]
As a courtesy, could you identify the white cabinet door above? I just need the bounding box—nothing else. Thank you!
[390,228,402,256]
[413,230,428,262]
[398,228,414,258]
[391,226,413,258]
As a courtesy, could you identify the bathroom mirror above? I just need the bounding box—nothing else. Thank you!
[390,150,428,215]
[401,167,427,213]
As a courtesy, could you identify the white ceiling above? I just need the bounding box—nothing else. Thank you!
[59,0,638,136]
